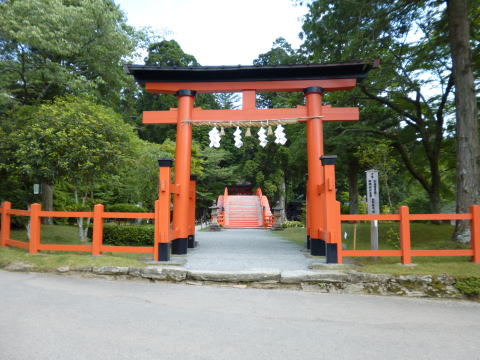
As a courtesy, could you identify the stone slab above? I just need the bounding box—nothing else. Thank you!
[140,266,187,281]
[144,257,187,266]
[92,266,129,275]
[4,262,34,271]
[187,269,281,282]
[280,270,350,283]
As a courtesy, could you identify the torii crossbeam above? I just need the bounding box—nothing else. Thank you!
[126,61,376,263]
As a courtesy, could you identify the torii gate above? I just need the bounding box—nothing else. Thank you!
[126,62,376,264]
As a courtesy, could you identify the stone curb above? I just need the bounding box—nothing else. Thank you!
[187,269,281,282]
[280,270,350,284]
[0,262,468,299]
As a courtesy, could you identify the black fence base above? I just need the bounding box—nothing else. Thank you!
[187,235,195,248]
[306,235,311,249]
[158,243,170,262]
[310,238,325,256]
[171,238,188,255]
[326,243,338,264]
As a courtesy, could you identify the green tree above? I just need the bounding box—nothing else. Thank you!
[446,0,480,242]
[0,0,141,108]
[197,147,239,213]
[300,0,456,214]
[356,140,399,210]
[1,96,138,240]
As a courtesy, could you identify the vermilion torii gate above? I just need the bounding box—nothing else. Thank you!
[126,62,375,263]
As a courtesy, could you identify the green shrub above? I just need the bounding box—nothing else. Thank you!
[282,220,304,228]
[455,277,480,298]
[385,227,400,249]
[87,224,154,246]
[106,203,147,213]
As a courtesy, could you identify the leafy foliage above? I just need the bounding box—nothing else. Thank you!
[107,203,147,213]
[455,277,480,298]
[1,96,136,189]
[300,0,457,213]
[87,224,154,247]
[0,0,141,107]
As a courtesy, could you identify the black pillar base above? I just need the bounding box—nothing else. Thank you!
[171,238,188,255]
[326,243,339,264]
[158,243,170,262]
[188,235,195,248]
[305,235,311,249]
[310,238,326,256]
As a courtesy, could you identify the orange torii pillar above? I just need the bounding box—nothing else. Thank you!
[304,87,327,256]
[188,174,197,248]
[171,89,195,255]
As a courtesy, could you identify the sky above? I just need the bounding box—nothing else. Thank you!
[115,0,308,66]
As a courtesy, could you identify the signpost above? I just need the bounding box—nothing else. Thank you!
[366,170,379,250]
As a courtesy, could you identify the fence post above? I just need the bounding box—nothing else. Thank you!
[1,201,11,247]
[305,177,310,249]
[320,155,339,263]
[154,200,160,261]
[156,158,173,261]
[471,205,480,263]
[399,205,411,265]
[92,204,104,256]
[188,174,197,248]
[29,203,41,254]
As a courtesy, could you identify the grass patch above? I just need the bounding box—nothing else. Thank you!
[2,225,151,270]
[11,224,85,244]
[0,247,148,271]
[355,257,480,277]
[276,223,480,278]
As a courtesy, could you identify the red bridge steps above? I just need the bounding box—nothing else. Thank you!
[225,195,262,227]
[217,188,273,228]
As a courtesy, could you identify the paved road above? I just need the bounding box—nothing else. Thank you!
[1,271,479,360]
[187,229,311,271]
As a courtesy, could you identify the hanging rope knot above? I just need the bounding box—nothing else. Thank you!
[233,126,243,148]
[208,126,221,148]
[257,127,268,147]
[274,124,287,145]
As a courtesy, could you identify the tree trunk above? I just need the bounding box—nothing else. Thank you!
[347,157,359,214]
[41,183,54,225]
[429,189,442,217]
[279,176,287,222]
[447,0,480,242]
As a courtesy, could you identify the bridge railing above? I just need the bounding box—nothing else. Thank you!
[256,188,273,227]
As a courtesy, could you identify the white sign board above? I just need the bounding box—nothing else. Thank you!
[366,170,380,214]
[366,170,379,250]
[33,184,40,195]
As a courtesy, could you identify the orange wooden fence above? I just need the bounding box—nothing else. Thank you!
[0,161,192,262]
[339,205,480,264]
[1,200,479,265]
[0,201,167,259]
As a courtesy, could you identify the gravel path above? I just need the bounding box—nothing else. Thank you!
[186,228,311,271]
